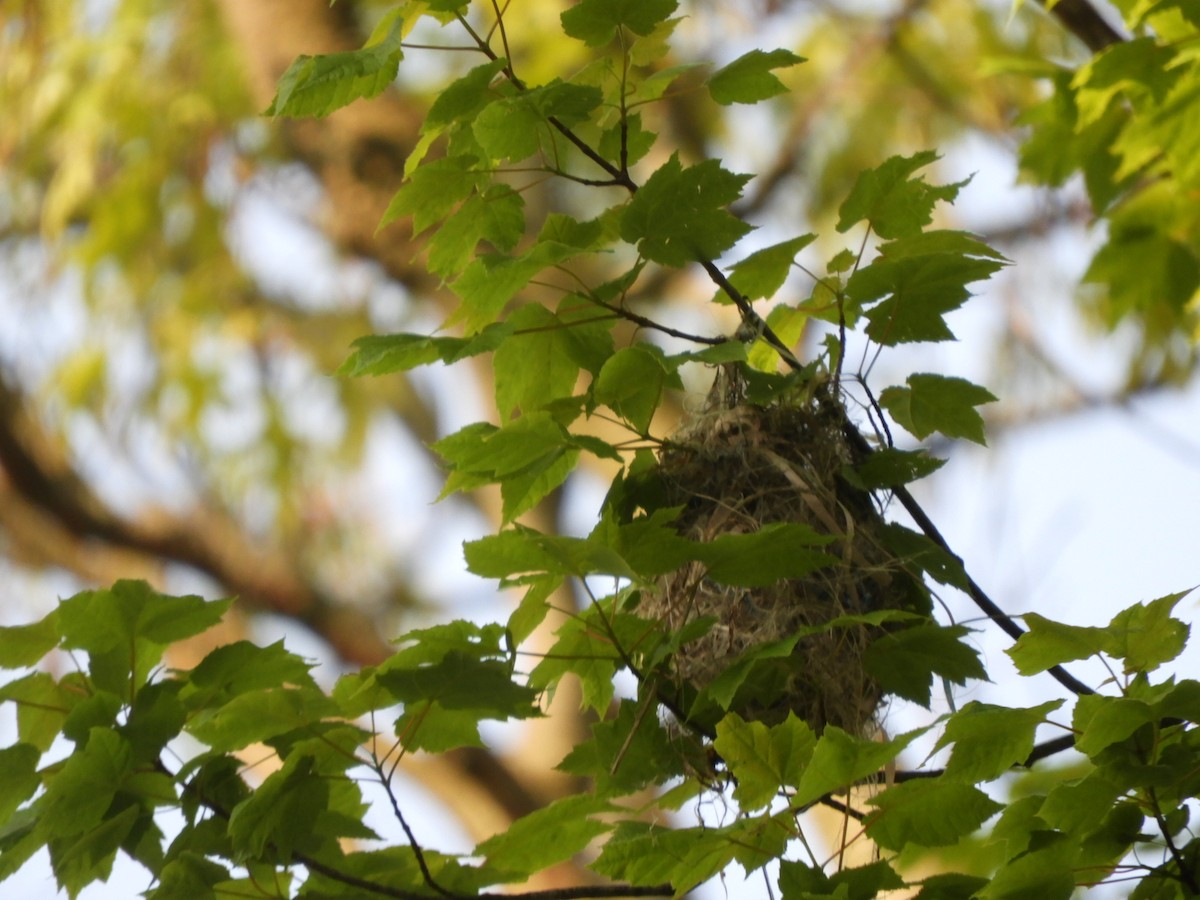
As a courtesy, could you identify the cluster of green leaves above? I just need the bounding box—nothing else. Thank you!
[4,1,1200,898]
[1017,2,1200,373]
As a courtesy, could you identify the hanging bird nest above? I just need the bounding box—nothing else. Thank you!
[639,363,926,734]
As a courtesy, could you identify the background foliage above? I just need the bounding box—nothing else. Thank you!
[0,0,1198,897]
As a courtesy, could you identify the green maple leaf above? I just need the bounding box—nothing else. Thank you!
[709,49,806,105]
[879,374,997,445]
[561,0,679,46]
[621,154,754,266]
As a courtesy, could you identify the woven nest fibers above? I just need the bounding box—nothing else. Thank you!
[639,366,927,734]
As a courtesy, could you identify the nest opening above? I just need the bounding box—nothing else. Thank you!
[640,365,921,734]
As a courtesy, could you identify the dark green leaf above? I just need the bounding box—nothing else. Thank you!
[338,324,512,377]
[912,873,992,900]
[1007,612,1109,675]
[450,240,590,333]
[977,844,1076,900]
[879,374,997,444]
[844,447,946,490]
[266,19,404,118]
[780,859,905,899]
[377,652,540,718]
[709,49,805,105]
[699,523,836,586]
[184,640,318,707]
[561,0,679,46]
[863,623,985,707]
[49,804,138,898]
[620,154,754,266]
[867,779,1002,850]
[837,151,967,239]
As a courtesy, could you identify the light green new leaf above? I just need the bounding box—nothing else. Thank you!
[50,804,139,898]
[425,59,507,131]
[187,687,338,752]
[713,712,816,810]
[561,0,679,46]
[427,185,526,278]
[867,780,1003,850]
[1072,694,1156,756]
[394,702,489,752]
[266,19,404,118]
[227,755,328,860]
[0,611,60,667]
[338,324,512,377]
[477,795,613,880]
[727,234,817,299]
[709,49,806,105]
[976,843,1076,900]
[494,305,587,419]
[621,154,754,267]
[40,727,133,839]
[1006,612,1109,675]
[594,344,671,433]
[379,155,483,235]
[934,700,1065,782]
[450,240,589,333]
[0,744,41,824]
[792,726,922,808]
[879,374,997,444]
[1103,590,1192,674]
[474,80,603,161]
[184,640,319,707]
[558,696,686,792]
[837,151,967,239]
[0,672,79,752]
[863,623,985,707]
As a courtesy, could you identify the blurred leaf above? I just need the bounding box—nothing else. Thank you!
[698,523,836,586]
[267,19,404,117]
[1072,694,1156,756]
[844,447,946,489]
[339,324,513,376]
[561,0,679,46]
[1007,613,1111,674]
[709,49,806,105]
[0,744,40,824]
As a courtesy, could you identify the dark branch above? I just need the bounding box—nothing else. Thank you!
[1043,0,1126,53]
